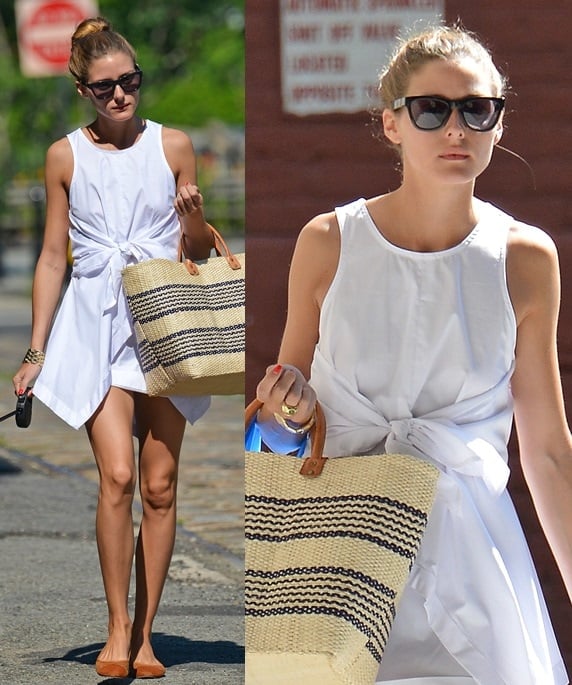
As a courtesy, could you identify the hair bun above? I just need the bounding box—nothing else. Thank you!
[71,16,111,45]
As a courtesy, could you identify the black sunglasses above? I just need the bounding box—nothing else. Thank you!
[83,67,143,100]
[393,95,505,132]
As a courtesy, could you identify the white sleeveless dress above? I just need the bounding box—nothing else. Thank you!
[310,198,568,685]
[34,121,210,429]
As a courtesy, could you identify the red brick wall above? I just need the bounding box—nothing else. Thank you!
[246,0,572,669]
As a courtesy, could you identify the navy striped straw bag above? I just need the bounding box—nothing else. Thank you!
[121,224,244,396]
[245,398,439,685]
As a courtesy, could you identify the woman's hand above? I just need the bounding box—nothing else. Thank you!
[174,182,203,216]
[13,363,41,397]
[256,363,316,427]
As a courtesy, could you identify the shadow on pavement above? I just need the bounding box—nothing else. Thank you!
[43,633,245,671]
[0,455,21,475]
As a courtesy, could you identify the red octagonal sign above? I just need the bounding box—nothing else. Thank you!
[16,0,98,77]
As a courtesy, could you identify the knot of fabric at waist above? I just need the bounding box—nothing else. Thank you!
[310,347,513,496]
[384,416,509,495]
[71,239,165,310]
[72,240,154,279]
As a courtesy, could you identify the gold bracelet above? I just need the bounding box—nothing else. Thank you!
[273,409,316,435]
[22,348,46,366]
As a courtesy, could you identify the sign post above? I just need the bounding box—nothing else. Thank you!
[15,0,99,77]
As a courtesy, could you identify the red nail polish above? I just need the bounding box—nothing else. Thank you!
[18,389,25,395]
[272,364,282,374]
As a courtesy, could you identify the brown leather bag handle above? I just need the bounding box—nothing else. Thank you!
[245,397,328,478]
[179,223,242,275]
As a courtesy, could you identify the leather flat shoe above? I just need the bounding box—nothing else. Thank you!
[132,660,166,678]
[95,658,130,678]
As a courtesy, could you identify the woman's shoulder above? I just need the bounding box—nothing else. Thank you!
[46,135,73,159]
[302,210,337,233]
[45,136,73,182]
[297,196,378,254]
[160,124,194,151]
[506,219,560,325]
[296,211,341,259]
[158,125,195,175]
[300,196,371,235]
[507,219,558,262]
[289,210,339,267]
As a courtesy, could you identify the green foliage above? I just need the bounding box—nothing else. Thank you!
[0,0,244,186]
[143,23,245,126]
[102,0,244,124]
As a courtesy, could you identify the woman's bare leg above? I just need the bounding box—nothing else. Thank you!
[85,387,136,665]
[130,394,186,667]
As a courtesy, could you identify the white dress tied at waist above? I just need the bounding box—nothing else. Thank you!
[33,121,210,430]
[312,347,511,496]
[71,233,172,355]
[311,348,565,685]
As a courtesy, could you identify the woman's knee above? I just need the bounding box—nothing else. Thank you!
[140,474,176,512]
[100,464,137,501]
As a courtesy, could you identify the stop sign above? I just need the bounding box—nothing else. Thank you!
[16,0,99,77]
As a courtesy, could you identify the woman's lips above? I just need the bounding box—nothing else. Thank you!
[440,151,469,160]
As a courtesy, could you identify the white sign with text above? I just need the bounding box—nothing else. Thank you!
[280,0,445,116]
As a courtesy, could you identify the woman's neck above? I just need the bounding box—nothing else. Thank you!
[85,116,145,150]
[369,180,479,253]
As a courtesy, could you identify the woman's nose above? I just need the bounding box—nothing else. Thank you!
[445,108,465,136]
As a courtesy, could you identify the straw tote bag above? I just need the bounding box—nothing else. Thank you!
[245,398,440,685]
[121,224,244,396]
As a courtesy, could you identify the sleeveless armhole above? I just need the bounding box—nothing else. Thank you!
[500,235,518,350]
[319,200,362,325]
[65,131,80,209]
[490,206,518,351]
[155,123,177,181]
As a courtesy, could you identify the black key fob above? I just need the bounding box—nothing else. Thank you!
[15,391,33,428]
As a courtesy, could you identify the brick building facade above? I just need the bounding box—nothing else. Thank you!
[246,0,572,670]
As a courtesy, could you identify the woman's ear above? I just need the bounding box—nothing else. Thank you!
[76,81,89,98]
[382,108,401,145]
[493,119,504,145]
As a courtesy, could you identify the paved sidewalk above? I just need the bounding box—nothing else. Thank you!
[0,242,245,684]
[0,454,244,684]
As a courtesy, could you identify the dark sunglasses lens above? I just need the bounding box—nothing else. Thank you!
[409,98,450,130]
[461,99,500,131]
[119,71,142,92]
[91,83,114,98]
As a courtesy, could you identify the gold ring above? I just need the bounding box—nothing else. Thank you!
[281,402,298,416]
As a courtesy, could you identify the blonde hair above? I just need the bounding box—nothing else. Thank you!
[69,16,137,82]
[378,25,507,109]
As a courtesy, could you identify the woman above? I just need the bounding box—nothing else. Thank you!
[12,17,214,680]
[254,25,571,684]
